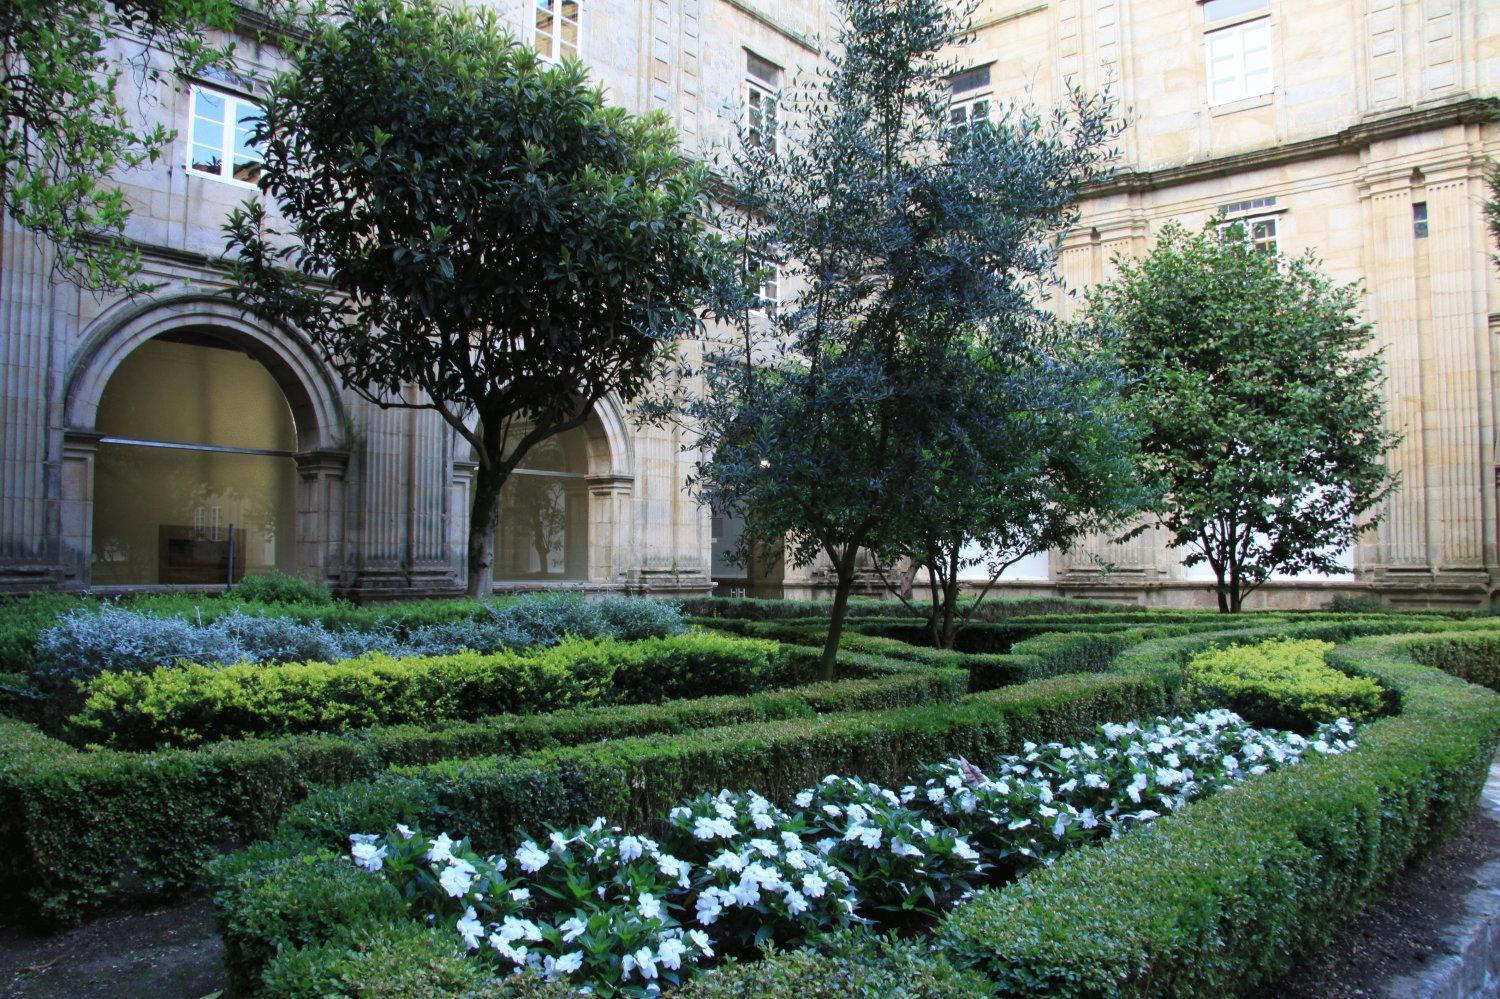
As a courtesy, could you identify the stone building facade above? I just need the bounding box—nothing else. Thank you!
[0,0,1498,607]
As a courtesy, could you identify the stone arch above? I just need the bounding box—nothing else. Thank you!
[66,292,345,450]
[60,292,350,587]
[455,394,636,588]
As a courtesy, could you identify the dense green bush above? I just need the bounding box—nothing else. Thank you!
[231,571,336,606]
[679,930,993,997]
[1405,632,1500,692]
[0,658,960,924]
[934,632,1500,997]
[1183,638,1388,732]
[68,633,788,750]
[0,593,98,674]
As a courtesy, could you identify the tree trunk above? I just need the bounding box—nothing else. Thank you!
[936,547,962,649]
[465,470,504,598]
[819,557,857,681]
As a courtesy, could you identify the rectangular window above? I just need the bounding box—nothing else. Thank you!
[186,85,264,186]
[1203,0,1269,23]
[948,63,993,138]
[745,52,781,153]
[1221,213,1279,254]
[1204,16,1272,105]
[748,256,779,316]
[1412,202,1429,239]
[535,0,580,62]
[948,94,992,137]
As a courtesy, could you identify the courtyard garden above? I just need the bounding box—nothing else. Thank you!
[0,582,1498,996]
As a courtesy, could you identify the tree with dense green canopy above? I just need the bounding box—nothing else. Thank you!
[1086,220,1400,613]
[660,0,1121,675]
[2,0,237,290]
[226,0,728,596]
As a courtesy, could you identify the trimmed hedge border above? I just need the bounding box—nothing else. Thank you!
[205,613,1485,996]
[0,650,963,924]
[930,630,1500,996]
[211,671,1171,993]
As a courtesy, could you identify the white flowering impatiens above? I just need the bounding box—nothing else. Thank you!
[347,711,1357,996]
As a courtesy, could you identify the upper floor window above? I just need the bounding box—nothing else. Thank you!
[187,86,263,187]
[748,255,779,316]
[745,51,781,153]
[948,64,993,137]
[1220,213,1279,255]
[535,0,580,62]
[1412,202,1429,239]
[1203,0,1272,106]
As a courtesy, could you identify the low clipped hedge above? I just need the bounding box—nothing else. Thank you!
[210,671,1169,992]
[1405,632,1500,692]
[0,652,962,925]
[68,632,789,751]
[929,631,1500,996]
[1183,638,1388,733]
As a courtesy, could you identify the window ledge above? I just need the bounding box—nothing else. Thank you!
[1208,92,1274,117]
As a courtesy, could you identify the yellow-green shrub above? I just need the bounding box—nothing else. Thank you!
[1184,638,1385,732]
[68,633,789,750]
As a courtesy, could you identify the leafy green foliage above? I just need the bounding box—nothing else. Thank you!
[1486,159,1500,263]
[1,0,236,289]
[664,0,1119,675]
[1184,638,1386,732]
[1087,220,1400,612]
[232,571,335,606]
[225,0,726,595]
[68,633,793,749]
[1405,632,1500,692]
[935,633,1500,997]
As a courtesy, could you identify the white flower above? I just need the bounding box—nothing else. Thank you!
[427,832,456,864]
[784,890,809,916]
[351,841,387,872]
[560,916,586,943]
[548,951,584,977]
[802,872,827,898]
[696,890,725,925]
[637,892,662,921]
[657,936,687,971]
[749,838,780,857]
[890,838,924,859]
[794,790,814,808]
[395,823,414,840]
[509,887,530,903]
[439,864,473,898]
[628,946,658,981]
[953,837,979,861]
[689,929,714,956]
[709,850,746,873]
[456,907,484,949]
[516,841,549,873]
[619,835,645,862]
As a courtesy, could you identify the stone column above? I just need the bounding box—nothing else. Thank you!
[586,473,634,585]
[59,430,103,587]
[294,449,350,586]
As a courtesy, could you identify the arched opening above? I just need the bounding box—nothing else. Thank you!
[493,423,592,581]
[90,334,300,585]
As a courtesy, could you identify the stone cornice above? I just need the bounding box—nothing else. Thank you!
[719,0,820,54]
[1087,96,1499,198]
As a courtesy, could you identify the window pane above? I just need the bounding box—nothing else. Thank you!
[191,144,223,176]
[194,89,226,124]
[1203,0,1268,23]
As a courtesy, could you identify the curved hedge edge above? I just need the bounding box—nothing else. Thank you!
[1401,631,1500,693]
[0,654,961,926]
[212,672,1171,992]
[931,632,1500,997]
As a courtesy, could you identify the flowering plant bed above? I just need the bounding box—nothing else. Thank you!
[227,709,1354,995]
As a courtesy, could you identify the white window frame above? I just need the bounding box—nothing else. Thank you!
[748,256,779,317]
[533,0,581,63]
[185,84,264,188]
[1219,212,1280,255]
[948,92,993,138]
[1204,14,1273,106]
[745,77,778,154]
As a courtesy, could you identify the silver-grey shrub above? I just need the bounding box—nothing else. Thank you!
[33,594,684,681]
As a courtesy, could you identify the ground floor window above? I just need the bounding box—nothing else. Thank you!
[494,424,590,581]
[91,335,298,585]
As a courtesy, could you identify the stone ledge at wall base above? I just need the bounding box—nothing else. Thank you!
[622,568,715,599]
